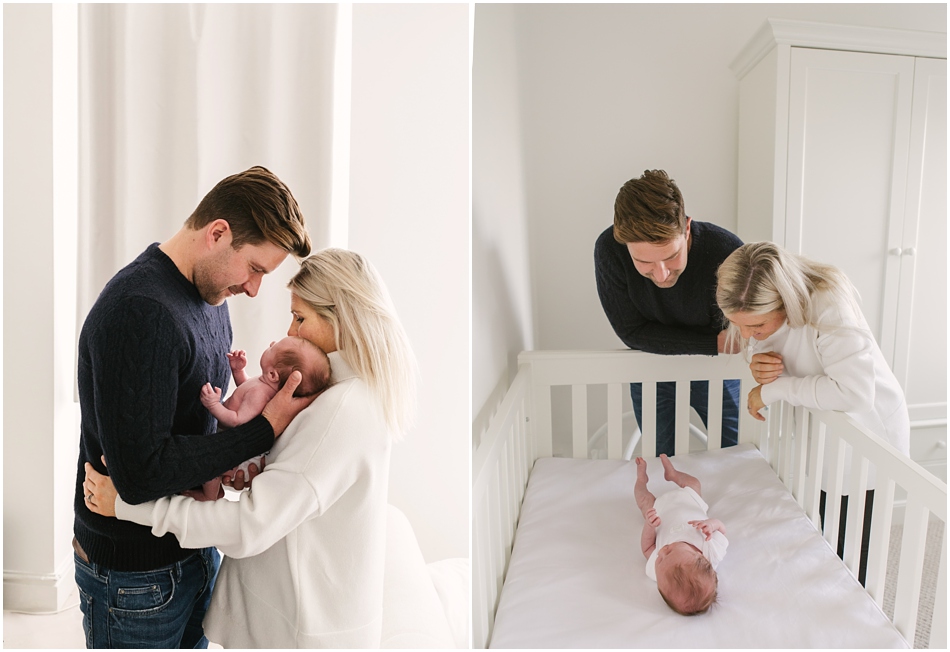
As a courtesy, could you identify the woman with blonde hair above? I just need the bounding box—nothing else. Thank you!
[716,240,909,583]
[84,248,418,648]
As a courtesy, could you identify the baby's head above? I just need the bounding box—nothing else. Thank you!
[654,541,718,615]
[261,336,332,397]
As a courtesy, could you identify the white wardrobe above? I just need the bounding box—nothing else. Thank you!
[732,20,947,478]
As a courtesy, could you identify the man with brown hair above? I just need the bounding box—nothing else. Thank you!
[594,169,743,456]
[73,166,316,648]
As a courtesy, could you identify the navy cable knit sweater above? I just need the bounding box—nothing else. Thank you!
[594,220,743,356]
[74,244,275,571]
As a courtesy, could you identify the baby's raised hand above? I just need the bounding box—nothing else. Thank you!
[227,350,247,372]
[689,518,726,540]
[646,507,661,528]
[200,383,222,409]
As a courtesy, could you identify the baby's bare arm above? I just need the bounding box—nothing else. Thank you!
[227,350,249,386]
[204,382,274,428]
[641,521,657,558]
[688,518,726,541]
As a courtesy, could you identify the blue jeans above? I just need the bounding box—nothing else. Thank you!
[630,379,740,457]
[74,547,220,649]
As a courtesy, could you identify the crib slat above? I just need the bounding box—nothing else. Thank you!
[642,382,657,459]
[572,384,588,459]
[865,475,896,607]
[607,383,623,460]
[894,498,930,643]
[793,410,813,505]
[473,504,489,648]
[707,379,723,450]
[782,405,796,491]
[805,415,825,528]
[768,401,786,478]
[932,532,947,649]
[674,381,690,455]
[843,455,870,577]
[488,460,503,601]
[502,440,515,563]
[533,384,553,458]
[824,436,847,550]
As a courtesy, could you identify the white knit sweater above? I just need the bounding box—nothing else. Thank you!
[116,352,392,648]
[754,290,909,456]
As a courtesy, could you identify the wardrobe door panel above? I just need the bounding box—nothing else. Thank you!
[785,48,915,346]
[897,58,947,418]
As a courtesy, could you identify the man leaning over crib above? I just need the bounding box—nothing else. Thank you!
[594,169,743,456]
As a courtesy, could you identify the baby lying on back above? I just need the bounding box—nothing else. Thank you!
[188,336,331,501]
[635,454,728,615]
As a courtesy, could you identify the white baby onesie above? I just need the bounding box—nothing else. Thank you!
[645,486,728,581]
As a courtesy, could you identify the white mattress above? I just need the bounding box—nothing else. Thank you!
[489,444,908,649]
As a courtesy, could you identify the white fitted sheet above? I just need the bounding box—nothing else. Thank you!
[489,444,908,649]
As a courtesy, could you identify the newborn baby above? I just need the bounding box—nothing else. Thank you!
[635,454,728,615]
[190,336,331,501]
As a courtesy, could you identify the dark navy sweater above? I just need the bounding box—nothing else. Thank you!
[594,220,743,356]
[74,244,275,571]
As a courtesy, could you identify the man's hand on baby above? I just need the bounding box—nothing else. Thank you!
[263,370,318,437]
[645,508,661,528]
[689,518,726,540]
[226,350,247,373]
[200,383,222,409]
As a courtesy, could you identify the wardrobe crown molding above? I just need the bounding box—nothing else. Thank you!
[730,18,947,79]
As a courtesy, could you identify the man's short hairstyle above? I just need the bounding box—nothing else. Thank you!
[613,169,687,245]
[274,340,332,397]
[186,166,312,258]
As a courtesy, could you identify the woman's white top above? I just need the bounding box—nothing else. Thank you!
[116,352,392,648]
[753,290,909,456]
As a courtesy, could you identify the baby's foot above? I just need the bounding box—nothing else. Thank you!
[660,454,680,483]
[635,456,649,483]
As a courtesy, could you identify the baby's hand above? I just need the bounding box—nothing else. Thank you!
[689,518,726,540]
[227,350,247,372]
[646,507,661,528]
[200,383,222,409]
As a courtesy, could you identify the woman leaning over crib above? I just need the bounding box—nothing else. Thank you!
[84,249,417,648]
[715,241,909,584]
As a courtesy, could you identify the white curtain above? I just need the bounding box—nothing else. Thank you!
[78,3,337,363]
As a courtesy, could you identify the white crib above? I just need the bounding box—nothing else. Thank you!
[473,350,947,648]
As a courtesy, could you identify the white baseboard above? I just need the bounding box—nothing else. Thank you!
[3,558,77,614]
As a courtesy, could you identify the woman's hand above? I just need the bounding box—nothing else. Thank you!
[222,458,265,491]
[83,457,118,517]
[747,385,767,421]
[750,351,784,384]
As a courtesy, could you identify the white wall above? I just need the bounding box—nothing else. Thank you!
[472,4,947,434]
[348,4,470,562]
[472,4,535,446]
[3,4,81,612]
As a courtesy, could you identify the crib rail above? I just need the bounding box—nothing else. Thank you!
[520,349,759,458]
[765,403,947,646]
[473,366,532,649]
